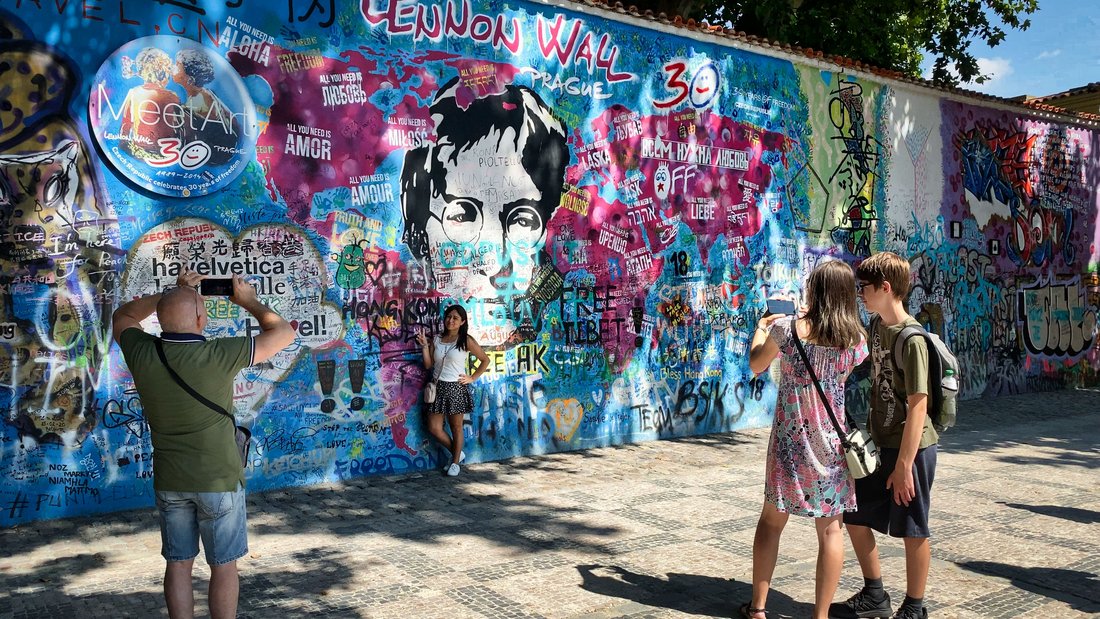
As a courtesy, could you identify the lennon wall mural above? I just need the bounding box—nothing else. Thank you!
[1,1,1097,525]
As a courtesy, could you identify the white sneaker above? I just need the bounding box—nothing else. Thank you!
[446,463,461,477]
[459,451,466,464]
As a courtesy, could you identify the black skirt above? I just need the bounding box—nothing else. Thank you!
[428,380,473,416]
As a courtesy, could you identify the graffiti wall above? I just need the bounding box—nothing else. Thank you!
[1,0,1096,525]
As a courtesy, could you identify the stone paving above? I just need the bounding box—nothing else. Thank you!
[2,389,1098,618]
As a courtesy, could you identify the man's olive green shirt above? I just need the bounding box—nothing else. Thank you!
[119,329,253,492]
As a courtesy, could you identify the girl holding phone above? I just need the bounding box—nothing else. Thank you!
[741,261,868,619]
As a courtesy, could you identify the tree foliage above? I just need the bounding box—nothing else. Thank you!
[628,0,1038,88]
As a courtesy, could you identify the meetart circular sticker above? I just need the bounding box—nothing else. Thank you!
[89,36,258,197]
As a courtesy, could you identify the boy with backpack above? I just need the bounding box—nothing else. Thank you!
[831,252,942,619]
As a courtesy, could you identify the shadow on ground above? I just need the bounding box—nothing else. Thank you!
[576,564,811,618]
[959,560,1100,612]
[0,552,108,589]
[3,390,1097,618]
[1,458,626,617]
[938,391,1099,469]
[997,502,1100,524]
[0,546,365,618]
[246,455,624,553]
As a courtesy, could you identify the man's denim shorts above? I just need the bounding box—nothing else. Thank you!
[155,483,248,565]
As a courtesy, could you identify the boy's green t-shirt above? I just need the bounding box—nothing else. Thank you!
[868,317,939,449]
[119,329,253,492]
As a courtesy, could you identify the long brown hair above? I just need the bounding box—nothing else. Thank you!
[803,260,864,348]
[443,304,469,351]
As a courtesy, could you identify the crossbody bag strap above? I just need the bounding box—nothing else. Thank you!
[154,338,233,420]
[431,340,457,383]
[791,326,852,448]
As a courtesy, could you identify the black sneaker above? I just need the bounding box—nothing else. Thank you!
[891,605,927,619]
[828,587,892,618]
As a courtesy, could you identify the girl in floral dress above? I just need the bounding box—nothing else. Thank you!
[742,260,869,619]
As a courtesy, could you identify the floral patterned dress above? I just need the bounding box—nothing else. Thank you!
[764,316,868,517]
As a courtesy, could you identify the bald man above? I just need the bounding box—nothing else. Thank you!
[112,270,294,619]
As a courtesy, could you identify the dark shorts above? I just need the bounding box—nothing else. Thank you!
[427,380,472,416]
[844,445,937,538]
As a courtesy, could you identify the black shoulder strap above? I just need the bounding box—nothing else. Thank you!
[791,326,853,447]
[154,338,233,419]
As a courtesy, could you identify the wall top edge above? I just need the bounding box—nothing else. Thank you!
[537,0,1100,129]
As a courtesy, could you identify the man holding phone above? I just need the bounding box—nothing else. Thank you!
[112,269,295,619]
[200,278,235,296]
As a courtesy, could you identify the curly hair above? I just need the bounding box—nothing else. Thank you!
[175,49,215,87]
[124,48,172,85]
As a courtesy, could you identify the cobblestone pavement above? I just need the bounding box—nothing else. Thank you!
[2,389,1098,619]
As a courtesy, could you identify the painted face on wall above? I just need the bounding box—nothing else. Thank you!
[401,80,569,349]
[424,129,546,304]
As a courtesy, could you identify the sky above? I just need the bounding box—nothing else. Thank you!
[920,0,1100,99]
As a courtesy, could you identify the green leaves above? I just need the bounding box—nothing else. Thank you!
[632,0,1038,88]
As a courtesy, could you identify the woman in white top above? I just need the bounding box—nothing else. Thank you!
[416,305,489,476]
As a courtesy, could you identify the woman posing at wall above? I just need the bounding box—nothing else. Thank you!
[417,305,489,477]
[743,261,869,619]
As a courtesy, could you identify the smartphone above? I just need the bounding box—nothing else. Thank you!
[199,278,234,296]
[765,298,796,316]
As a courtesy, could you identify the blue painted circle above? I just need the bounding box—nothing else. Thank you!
[88,36,257,197]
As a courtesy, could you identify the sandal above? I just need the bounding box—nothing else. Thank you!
[739,602,767,618]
